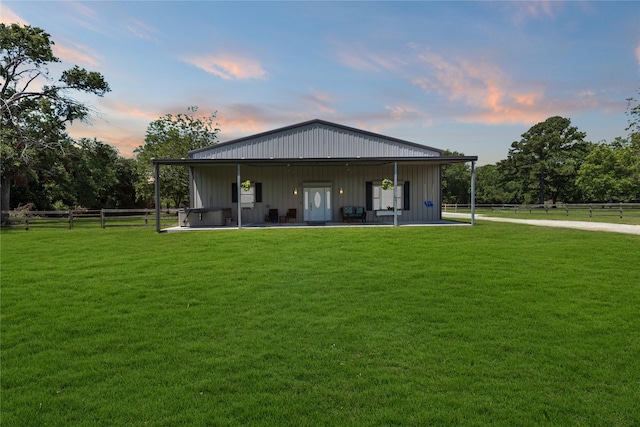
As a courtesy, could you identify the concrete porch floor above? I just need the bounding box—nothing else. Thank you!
[164,219,469,232]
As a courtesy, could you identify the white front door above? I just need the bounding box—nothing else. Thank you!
[304,186,332,222]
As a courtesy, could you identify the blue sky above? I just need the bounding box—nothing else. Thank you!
[2,1,638,165]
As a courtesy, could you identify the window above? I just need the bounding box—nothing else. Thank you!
[232,182,262,205]
[373,184,402,211]
[367,181,410,211]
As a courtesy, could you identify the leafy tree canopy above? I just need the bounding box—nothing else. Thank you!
[1,23,110,220]
[134,106,219,207]
[503,116,589,204]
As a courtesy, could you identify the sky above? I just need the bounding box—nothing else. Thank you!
[2,1,639,165]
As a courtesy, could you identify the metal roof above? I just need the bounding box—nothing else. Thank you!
[153,155,478,167]
[189,119,446,160]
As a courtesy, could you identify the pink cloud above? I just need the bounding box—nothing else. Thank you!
[636,43,640,66]
[125,18,158,41]
[302,90,335,114]
[385,105,424,121]
[52,40,102,67]
[411,50,551,125]
[181,53,267,80]
[508,1,558,25]
[333,40,403,73]
[0,5,28,25]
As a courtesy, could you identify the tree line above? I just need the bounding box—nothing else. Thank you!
[2,23,639,223]
[443,100,640,205]
[1,23,218,221]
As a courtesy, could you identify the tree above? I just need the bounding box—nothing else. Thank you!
[9,137,139,210]
[1,23,109,222]
[475,163,518,204]
[134,106,219,208]
[577,92,640,202]
[503,116,589,204]
[441,150,471,204]
[577,137,640,202]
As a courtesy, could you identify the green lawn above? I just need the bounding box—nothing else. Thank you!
[2,224,639,426]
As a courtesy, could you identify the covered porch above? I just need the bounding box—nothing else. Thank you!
[152,156,478,232]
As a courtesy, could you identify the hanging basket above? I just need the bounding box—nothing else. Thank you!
[381,178,393,191]
[241,180,251,191]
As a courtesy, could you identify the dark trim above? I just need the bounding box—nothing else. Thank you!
[231,183,238,203]
[255,182,262,203]
[403,181,410,210]
[365,181,373,211]
[153,155,478,167]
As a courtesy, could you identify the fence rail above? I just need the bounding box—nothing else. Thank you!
[1,209,179,230]
[442,203,640,218]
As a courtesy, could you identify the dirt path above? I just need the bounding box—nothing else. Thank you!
[442,213,640,236]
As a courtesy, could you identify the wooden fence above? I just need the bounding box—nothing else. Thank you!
[442,203,640,219]
[1,209,179,230]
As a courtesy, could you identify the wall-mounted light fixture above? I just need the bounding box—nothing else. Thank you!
[339,187,344,195]
[293,187,298,195]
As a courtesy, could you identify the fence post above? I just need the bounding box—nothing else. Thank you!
[589,204,592,217]
[620,203,623,218]
[145,210,149,225]
[25,212,29,231]
[101,209,106,228]
[565,205,569,216]
[68,210,73,229]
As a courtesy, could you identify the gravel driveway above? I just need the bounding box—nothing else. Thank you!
[442,213,640,236]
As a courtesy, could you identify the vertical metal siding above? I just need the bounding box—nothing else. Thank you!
[191,123,440,160]
[191,163,442,223]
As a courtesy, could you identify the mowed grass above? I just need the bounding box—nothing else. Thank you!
[1,224,639,426]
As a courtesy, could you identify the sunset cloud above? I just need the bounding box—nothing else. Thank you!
[52,39,102,67]
[636,43,640,66]
[181,53,267,80]
[0,5,28,25]
[507,1,558,25]
[385,105,424,121]
[302,90,335,114]
[411,49,550,125]
[333,40,402,73]
[125,18,158,41]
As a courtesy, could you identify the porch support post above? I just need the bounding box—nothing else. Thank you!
[154,161,161,233]
[237,163,242,229]
[470,160,476,226]
[393,161,398,227]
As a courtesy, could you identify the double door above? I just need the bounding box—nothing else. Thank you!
[303,186,332,222]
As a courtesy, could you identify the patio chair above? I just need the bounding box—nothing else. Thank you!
[268,209,278,223]
[286,208,296,223]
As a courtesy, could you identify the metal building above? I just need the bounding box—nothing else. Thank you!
[153,119,477,231]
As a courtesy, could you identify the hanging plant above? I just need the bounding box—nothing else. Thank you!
[241,179,251,191]
[381,178,393,190]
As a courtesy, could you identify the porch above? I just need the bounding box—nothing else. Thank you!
[163,218,469,232]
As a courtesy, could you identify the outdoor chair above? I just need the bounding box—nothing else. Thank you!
[286,209,296,223]
[268,209,279,223]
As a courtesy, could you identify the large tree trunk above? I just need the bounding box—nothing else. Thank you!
[1,176,11,226]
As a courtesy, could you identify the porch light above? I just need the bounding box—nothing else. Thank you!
[339,188,344,195]
[293,188,298,195]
